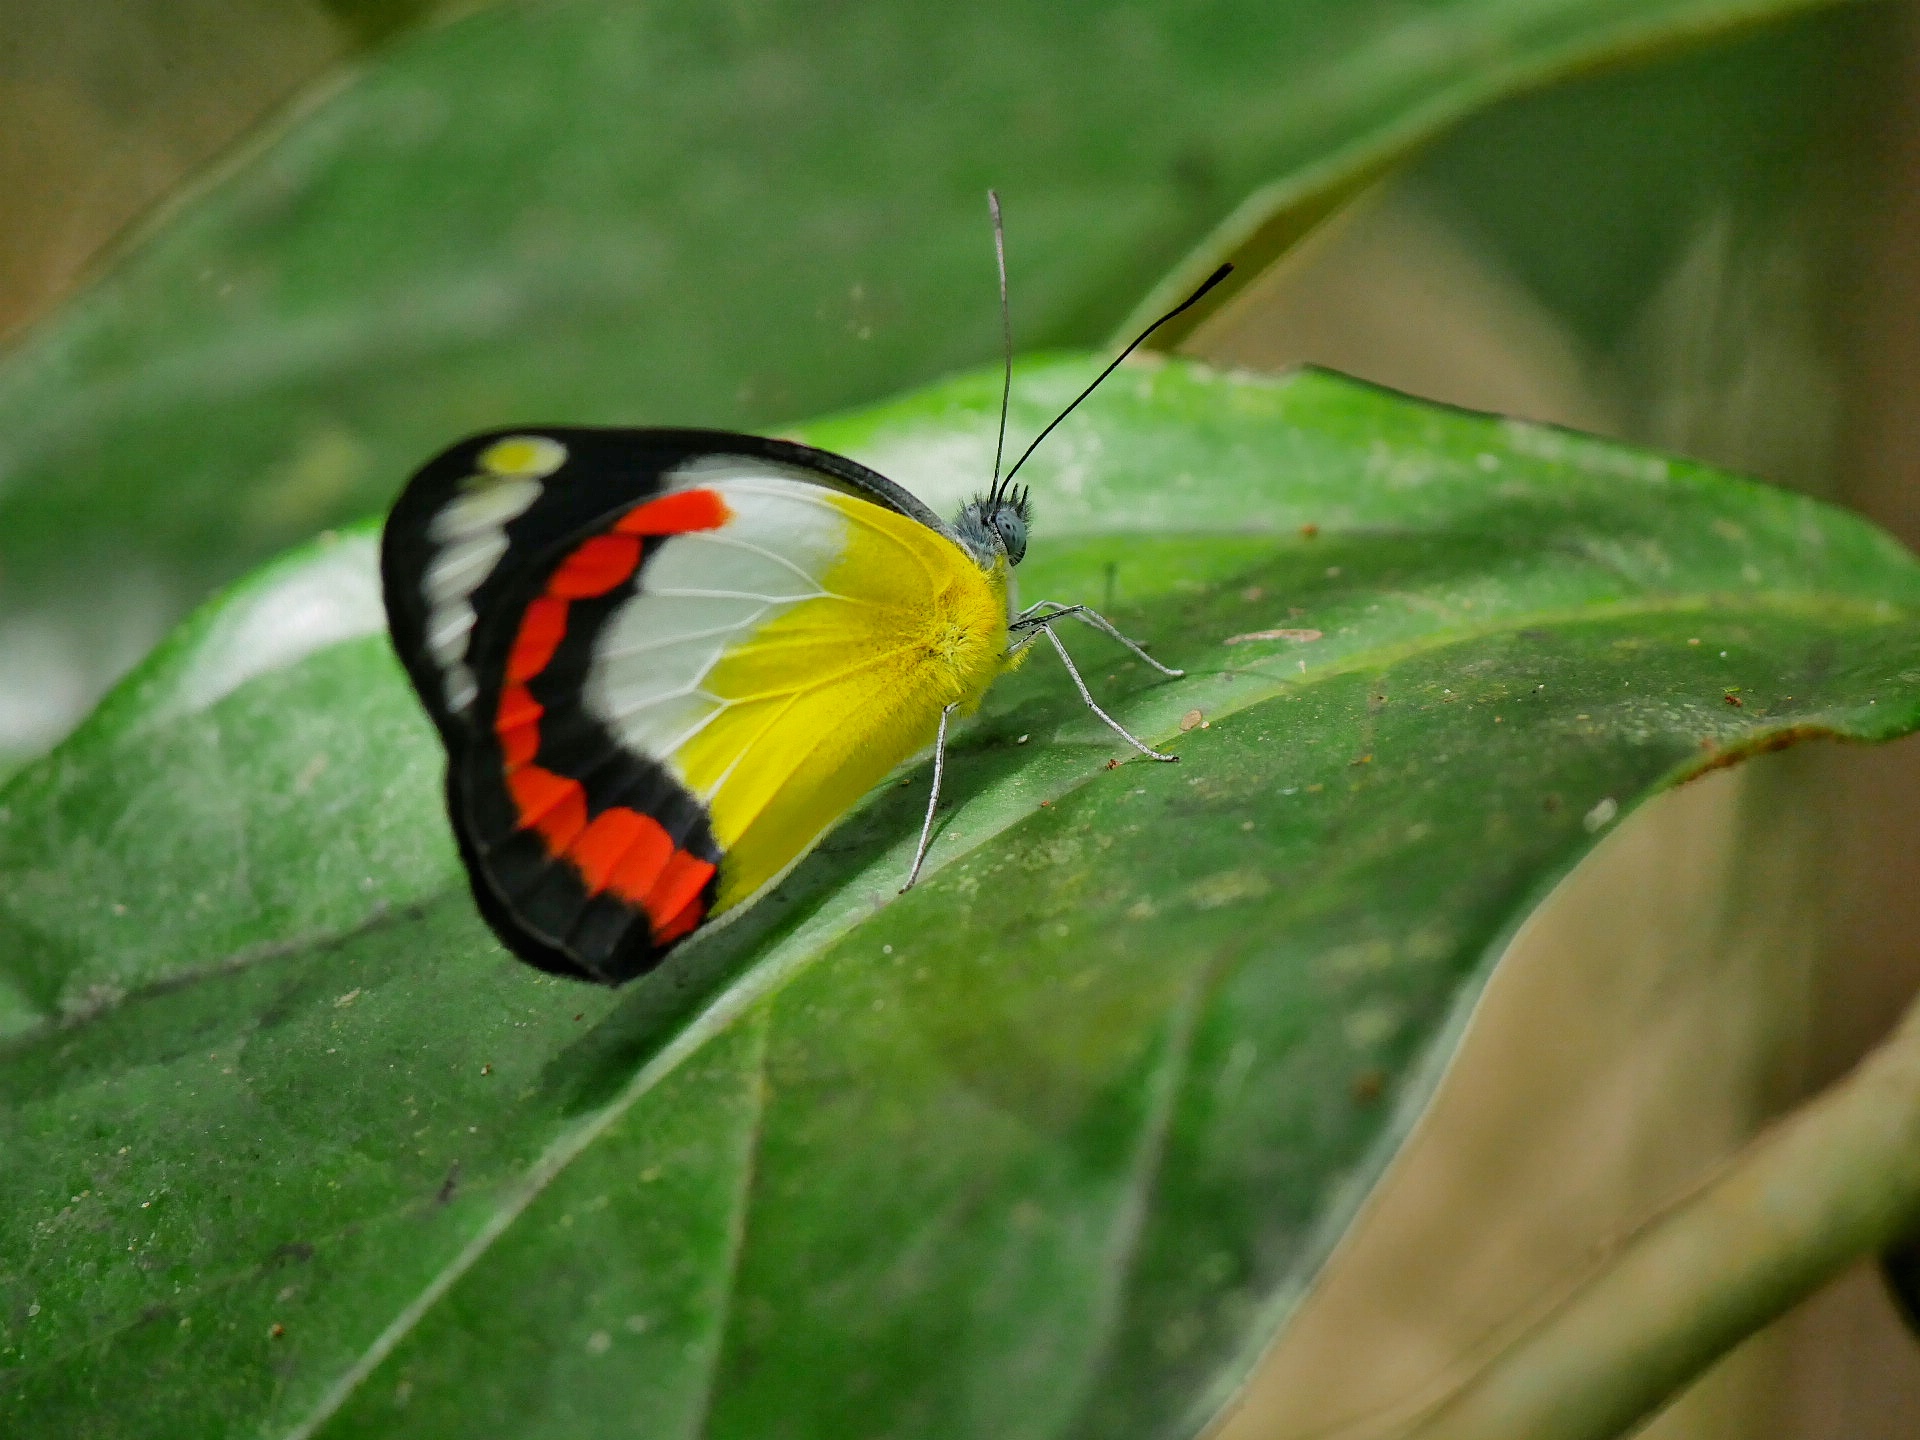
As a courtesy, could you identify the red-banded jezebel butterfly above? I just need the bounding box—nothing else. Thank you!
[382,196,1230,983]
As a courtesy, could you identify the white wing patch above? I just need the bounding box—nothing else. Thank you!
[417,436,564,713]
[584,472,850,791]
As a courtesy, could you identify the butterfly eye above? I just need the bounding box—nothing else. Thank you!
[992,505,1028,564]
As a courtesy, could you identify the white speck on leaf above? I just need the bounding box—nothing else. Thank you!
[1224,627,1322,645]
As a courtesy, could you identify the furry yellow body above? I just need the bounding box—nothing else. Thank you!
[678,491,1018,910]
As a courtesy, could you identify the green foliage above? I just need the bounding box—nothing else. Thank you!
[0,0,1854,759]
[4,357,1917,1437]
[1,0,1906,1432]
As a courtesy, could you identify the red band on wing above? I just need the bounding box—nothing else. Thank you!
[572,808,671,896]
[507,764,588,851]
[645,850,718,933]
[615,487,733,536]
[508,786,714,938]
[495,682,542,765]
[652,891,707,947]
[487,487,731,947]
[507,597,568,682]
[548,533,642,598]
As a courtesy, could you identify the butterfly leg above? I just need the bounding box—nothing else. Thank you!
[901,703,959,893]
[1013,602,1183,677]
[1039,624,1179,762]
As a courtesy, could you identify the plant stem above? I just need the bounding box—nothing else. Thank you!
[1402,987,1920,1440]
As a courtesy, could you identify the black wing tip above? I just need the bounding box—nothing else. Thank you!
[450,794,677,987]
[460,850,680,987]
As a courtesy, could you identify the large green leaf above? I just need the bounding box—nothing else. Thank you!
[2,356,1916,1437]
[0,0,1858,760]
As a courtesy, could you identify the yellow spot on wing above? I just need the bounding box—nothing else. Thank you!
[676,492,1010,910]
[478,435,568,480]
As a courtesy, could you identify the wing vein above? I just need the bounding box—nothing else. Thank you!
[594,613,774,663]
[692,643,924,804]
[648,587,857,605]
[668,530,830,592]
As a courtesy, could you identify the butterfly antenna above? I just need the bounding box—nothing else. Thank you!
[988,189,1014,505]
[1000,261,1234,488]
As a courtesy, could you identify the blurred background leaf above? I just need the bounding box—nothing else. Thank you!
[0,0,1863,766]
[1177,7,1920,1431]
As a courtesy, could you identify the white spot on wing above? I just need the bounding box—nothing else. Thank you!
[419,473,542,715]
[425,605,473,660]
[428,477,540,542]
[424,533,508,609]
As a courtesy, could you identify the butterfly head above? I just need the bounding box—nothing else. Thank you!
[954,485,1031,569]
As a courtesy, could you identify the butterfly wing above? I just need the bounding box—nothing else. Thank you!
[384,430,1010,984]
[381,426,952,738]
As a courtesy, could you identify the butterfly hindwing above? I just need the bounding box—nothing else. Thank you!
[384,429,1011,983]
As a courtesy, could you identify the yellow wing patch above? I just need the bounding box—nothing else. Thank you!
[674,492,1012,910]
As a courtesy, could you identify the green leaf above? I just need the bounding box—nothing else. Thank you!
[3,356,1917,1437]
[0,0,1855,759]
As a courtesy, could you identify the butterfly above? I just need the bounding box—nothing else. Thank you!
[382,204,1230,984]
